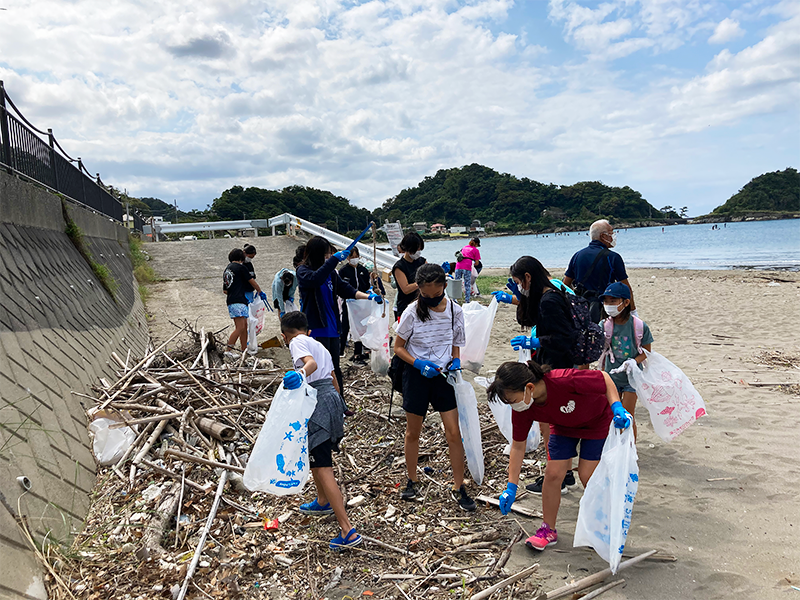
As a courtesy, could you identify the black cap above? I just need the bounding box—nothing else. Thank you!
[471,237,481,246]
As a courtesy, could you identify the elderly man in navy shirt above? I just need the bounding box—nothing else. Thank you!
[563,219,635,322]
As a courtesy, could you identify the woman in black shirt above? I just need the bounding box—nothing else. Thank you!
[391,232,426,319]
[243,244,257,303]
[223,248,266,354]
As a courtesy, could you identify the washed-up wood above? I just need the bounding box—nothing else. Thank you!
[581,578,625,599]
[194,417,236,442]
[450,528,500,546]
[544,549,657,599]
[470,563,539,600]
[164,448,245,474]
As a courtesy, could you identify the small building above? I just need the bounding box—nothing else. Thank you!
[412,221,428,233]
[485,221,497,230]
[541,208,566,220]
[469,226,485,234]
[471,219,481,228]
[450,224,467,234]
[431,223,447,234]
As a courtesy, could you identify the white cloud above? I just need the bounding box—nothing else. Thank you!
[709,17,745,44]
[0,0,796,216]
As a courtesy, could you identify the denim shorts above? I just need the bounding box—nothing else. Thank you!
[548,434,605,461]
[616,382,636,395]
[228,303,249,318]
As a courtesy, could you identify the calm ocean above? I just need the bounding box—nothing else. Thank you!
[421,220,800,271]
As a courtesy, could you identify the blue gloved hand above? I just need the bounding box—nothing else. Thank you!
[283,370,303,390]
[492,291,513,304]
[259,291,268,304]
[280,312,286,318]
[441,261,451,274]
[333,250,350,262]
[447,357,461,371]
[499,482,517,515]
[611,401,631,430]
[368,292,383,304]
[506,277,522,301]
[413,359,441,378]
[510,335,541,351]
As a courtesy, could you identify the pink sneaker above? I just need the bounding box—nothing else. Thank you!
[526,523,558,551]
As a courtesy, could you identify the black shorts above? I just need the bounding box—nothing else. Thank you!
[402,365,457,417]
[309,439,333,469]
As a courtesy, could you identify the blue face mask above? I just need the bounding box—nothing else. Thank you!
[421,292,445,307]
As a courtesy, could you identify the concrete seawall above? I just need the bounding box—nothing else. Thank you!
[0,170,149,599]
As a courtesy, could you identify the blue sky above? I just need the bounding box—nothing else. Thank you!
[0,0,797,216]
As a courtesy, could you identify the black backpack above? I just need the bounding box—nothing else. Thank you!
[573,248,610,323]
[562,294,605,365]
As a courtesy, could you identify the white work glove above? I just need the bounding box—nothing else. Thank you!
[610,358,638,375]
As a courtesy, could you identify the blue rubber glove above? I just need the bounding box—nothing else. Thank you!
[447,357,461,371]
[492,291,513,304]
[510,335,541,351]
[368,292,383,304]
[280,312,286,318]
[506,277,522,301]
[499,482,517,515]
[611,401,631,430]
[283,371,303,390]
[333,250,350,262]
[259,291,268,304]
[441,261,451,274]
[413,359,441,378]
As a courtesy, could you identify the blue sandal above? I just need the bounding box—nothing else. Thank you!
[299,499,334,515]
[329,528,362,551]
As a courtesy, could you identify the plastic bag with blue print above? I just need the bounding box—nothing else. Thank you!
[243,375,318,496]
[573,421,639,574]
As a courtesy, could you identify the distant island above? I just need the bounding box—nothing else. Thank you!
[693,168,800,223]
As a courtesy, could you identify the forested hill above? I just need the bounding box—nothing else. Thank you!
[211,185,372,231]
[373,164,667,230]
[711,168,799,216]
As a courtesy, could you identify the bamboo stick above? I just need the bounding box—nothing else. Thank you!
[108,397,272,429]
[545,549,657,599]
[470,563,539,600]
[164,449,245,474]
[362,534,410,555]
[581,579,625,599]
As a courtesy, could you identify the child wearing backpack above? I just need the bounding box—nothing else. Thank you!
[280,311,361,551]
[598,282,653,440]
[393,263,477,512]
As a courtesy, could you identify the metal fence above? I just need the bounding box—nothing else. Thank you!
[0,80,143,229]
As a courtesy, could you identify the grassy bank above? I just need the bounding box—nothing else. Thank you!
[129,236,158,302]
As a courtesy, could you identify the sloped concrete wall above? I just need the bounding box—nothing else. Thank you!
[0,170,149,599]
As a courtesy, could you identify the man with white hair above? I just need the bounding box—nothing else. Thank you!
[563,219,635,322]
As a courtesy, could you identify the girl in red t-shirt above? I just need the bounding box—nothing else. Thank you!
[486,361,631,551]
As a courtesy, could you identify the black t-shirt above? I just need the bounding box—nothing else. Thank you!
[392,257,426,317]
[244,259,256,281]
[223,262,252,306]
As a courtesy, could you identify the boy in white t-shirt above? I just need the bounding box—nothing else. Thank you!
[280,312,361,551]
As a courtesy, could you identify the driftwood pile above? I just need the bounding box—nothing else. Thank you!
[42,325,556,600]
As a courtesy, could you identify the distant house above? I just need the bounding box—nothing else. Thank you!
[541,208,566,220]
[412,221,428,233]
[470,219,481,227]
[431,223,447,234]
[485,221,497,231]
[450,224,467,234]
[470,226,486,234]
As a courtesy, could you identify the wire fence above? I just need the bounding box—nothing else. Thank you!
[0,81,144,231]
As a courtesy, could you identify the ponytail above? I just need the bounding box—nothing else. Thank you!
[486,360,551,404]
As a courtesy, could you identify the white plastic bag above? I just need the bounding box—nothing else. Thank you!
[349,300,390,351]
[243,380,318,495]
[461,297,499,373]
[88,412,137,466]
[284,299,297,314]
[573,422,639,573]
[370,332,391,376]
[247,297,267,353]
[448,372,484,485]
[487,399,541,453]
[626,350,707,442]
[346,300,375,345]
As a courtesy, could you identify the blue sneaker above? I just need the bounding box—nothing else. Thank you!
[330,528,362,552]
[299,499,334,515]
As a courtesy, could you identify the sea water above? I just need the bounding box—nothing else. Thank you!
[422,220,800,271]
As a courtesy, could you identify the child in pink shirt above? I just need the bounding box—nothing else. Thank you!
[454,238,481,302]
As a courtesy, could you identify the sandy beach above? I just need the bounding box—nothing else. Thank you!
[144,236,800,598]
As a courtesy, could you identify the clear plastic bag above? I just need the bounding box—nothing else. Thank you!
[626,350,707,442]
[348,300,390,351]
[448,372,484,485]
[461,297,499,373]
[488,399,541,453]
[573,422,639,574]
[247,297,267,354]
[243,379,318,495]
[88,411,137,466]
[370,332,391,376]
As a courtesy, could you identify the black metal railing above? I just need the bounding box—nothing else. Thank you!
[0,81,142,228]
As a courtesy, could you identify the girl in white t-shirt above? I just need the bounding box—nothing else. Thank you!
[280,312,360,551]
[393,263,476,512]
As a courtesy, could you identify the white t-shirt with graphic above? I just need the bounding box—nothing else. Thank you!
[396,300,466,369]
[289,334,335,384]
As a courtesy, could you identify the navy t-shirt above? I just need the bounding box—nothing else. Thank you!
[565,241,628,295]
[311,275,339,338]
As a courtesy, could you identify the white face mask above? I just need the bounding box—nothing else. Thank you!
[604,231,617,248]
[244,256,253,263]
[520,286,530,297]
[604,303,622,317]
[510,389,533,412]
[349,258,360,266]
[410,251,422,260]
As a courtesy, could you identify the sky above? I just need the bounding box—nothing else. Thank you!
[0,0,797,216]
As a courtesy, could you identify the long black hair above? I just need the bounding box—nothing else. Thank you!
[486,360,551,404]
[303,236,335,270]
[509,256,558,328]
[293,244,306,268]
[414,263,446,322]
